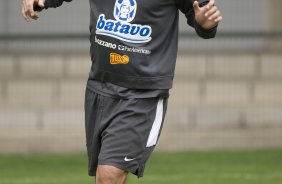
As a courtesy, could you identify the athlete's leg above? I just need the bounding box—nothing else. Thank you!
[96,165,128,184]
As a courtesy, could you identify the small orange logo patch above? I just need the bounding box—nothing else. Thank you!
[110,53,129,64]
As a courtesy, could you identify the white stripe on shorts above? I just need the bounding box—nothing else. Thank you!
[146,98,164,147]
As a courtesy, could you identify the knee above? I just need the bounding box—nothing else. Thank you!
[96,165,128,184]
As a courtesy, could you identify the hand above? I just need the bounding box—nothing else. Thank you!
[22,0,45,22]
[193,0,222,30]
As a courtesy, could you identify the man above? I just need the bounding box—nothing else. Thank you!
[22,0,222,183]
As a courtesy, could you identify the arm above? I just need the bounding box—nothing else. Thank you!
[176,0,222,39]
[35,0,72,11]
[22,0,72,22]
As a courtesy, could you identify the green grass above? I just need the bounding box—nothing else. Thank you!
[0,149,282,184]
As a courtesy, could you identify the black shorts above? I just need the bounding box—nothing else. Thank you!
[84,87,168,177]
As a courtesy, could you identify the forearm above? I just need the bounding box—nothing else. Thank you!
[35,0,72,11]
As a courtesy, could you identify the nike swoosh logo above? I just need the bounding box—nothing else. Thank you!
[124,156,136,162]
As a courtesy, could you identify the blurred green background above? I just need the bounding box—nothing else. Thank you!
[1,150,282,184]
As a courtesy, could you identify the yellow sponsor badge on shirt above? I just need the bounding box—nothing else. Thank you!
[110,53,129,64]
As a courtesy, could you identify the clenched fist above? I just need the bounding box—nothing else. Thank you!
[193,0,222,30]
[22,0,45,21]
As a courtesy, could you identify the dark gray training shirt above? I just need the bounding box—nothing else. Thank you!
[38,0,217,97]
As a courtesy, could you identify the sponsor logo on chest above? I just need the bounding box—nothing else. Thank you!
[110,53,129,64]
[96,0,152,43]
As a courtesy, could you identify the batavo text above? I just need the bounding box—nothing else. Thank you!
[96,14,152,43]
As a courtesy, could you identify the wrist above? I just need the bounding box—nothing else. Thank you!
[194,19,217,39]
[195,19,218,31]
